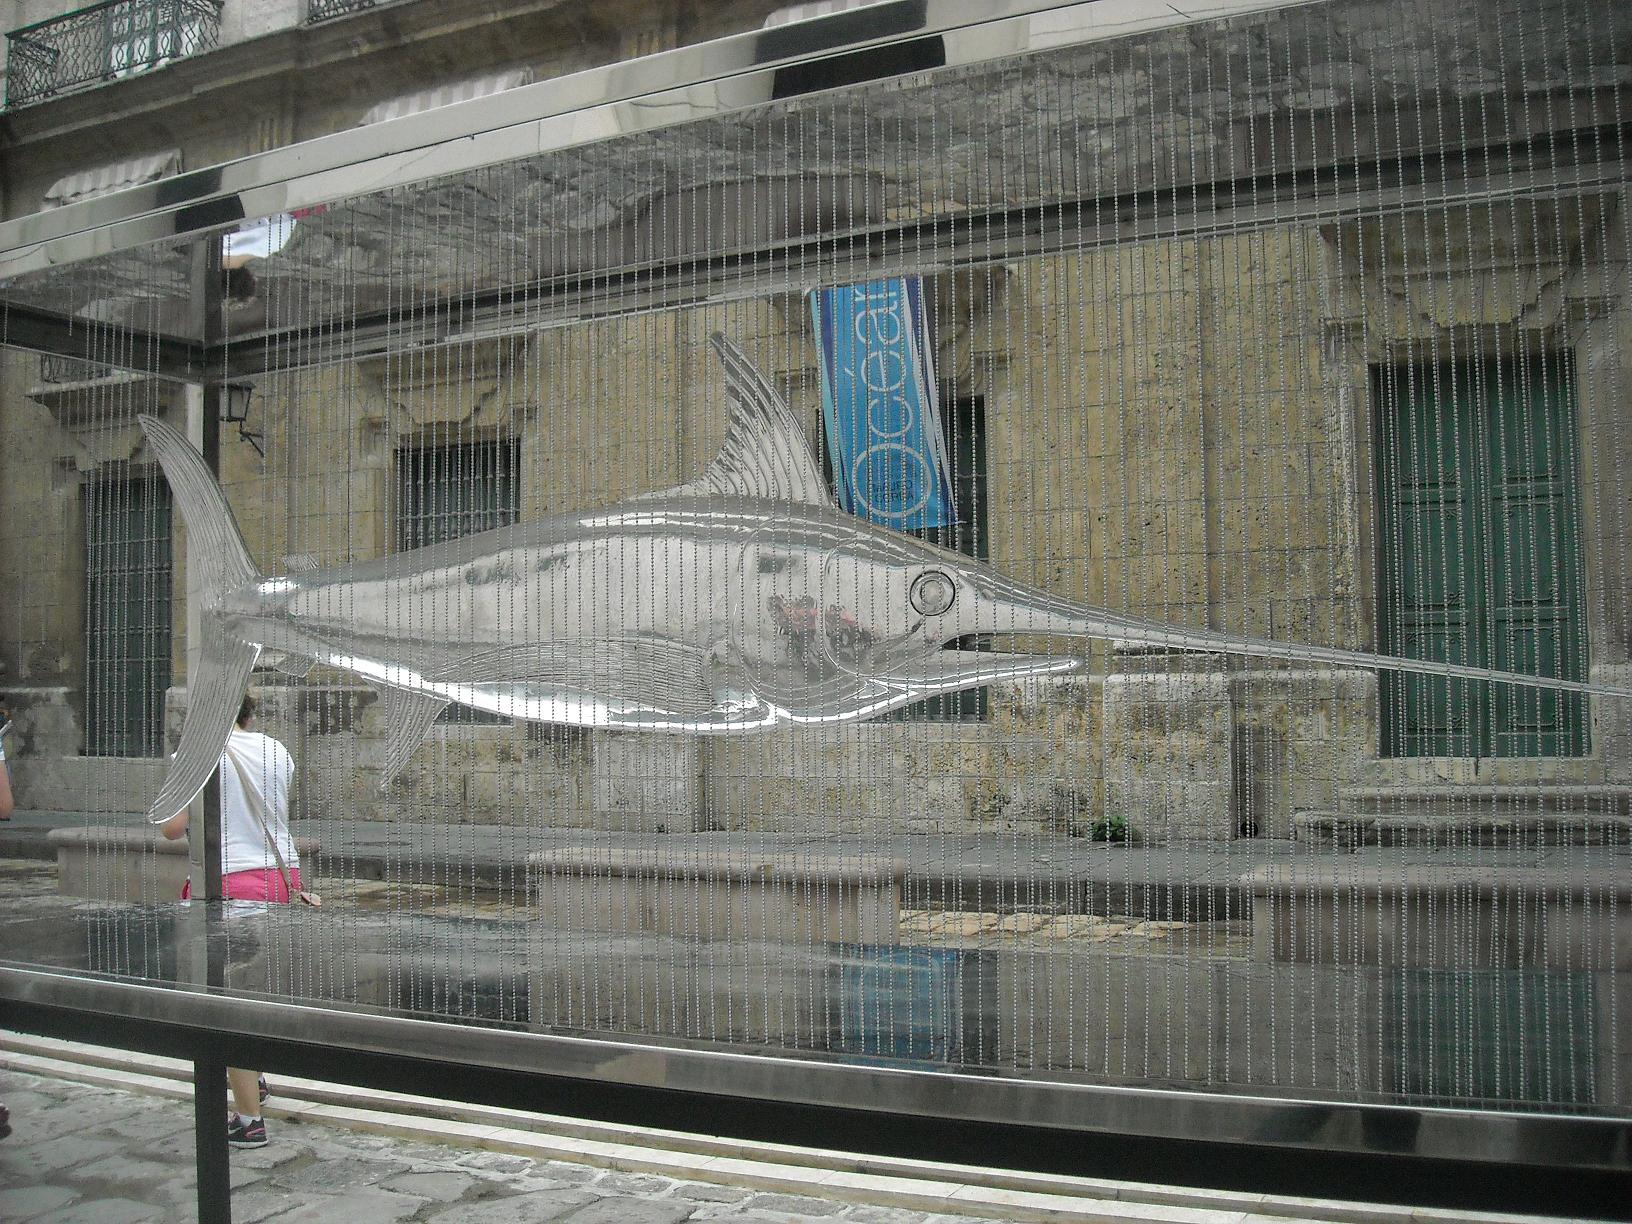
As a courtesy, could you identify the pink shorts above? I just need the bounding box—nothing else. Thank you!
[180,868,301,902]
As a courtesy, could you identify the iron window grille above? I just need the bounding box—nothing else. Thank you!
[83,469,172,758]
[395,437,520,725]
[4,0,222,108]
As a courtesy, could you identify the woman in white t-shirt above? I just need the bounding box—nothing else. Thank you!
[163,695,300,899]
[161,693,297,1147]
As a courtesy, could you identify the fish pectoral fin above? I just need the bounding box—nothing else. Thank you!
[281,553,320,573]
[880,649,1082,694]
[379,689,449,790]
[256,650,315,678]
[432,639,718,718]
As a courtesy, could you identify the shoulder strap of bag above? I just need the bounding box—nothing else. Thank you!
[225,746,298,899]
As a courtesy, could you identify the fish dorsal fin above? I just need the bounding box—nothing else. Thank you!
[705,333,831,504]
[378,689,449,789]
[695,333,832,505]
[631,335,831,505]
[282,553,320,573]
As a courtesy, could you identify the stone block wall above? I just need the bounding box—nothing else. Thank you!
[1102,670,1235,842]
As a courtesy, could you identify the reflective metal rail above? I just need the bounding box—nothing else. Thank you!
[2,960,1629,1217]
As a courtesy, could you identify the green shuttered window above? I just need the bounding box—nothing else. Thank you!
[1374,355,1589,758]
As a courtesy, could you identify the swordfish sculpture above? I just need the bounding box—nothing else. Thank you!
[137,334,1630,824]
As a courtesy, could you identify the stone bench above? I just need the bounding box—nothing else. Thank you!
[527,847,904,945]
[49,825,320,904]
[1242,861,1632,970]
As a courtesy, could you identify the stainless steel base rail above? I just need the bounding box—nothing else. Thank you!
[2,964,1627,1217]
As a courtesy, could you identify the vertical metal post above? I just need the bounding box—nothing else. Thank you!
[188,233,232,1224]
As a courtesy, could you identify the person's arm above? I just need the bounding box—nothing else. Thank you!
[159,807,188,839]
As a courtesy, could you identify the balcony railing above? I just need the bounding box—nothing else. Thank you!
[307,0,385,22]
[39,354,118,384]
[5,0,222,108]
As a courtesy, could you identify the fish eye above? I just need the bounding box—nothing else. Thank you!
[910,570,956,616]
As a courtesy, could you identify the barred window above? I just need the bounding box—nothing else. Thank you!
[84,470,172,757]
[394,438,519,724]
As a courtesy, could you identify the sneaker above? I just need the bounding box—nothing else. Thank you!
[258,1076,269,1105]
[226,1114,267,1148]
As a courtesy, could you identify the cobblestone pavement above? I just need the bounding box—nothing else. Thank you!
[0,1067,998,1224]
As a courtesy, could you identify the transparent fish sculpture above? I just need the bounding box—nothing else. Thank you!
[138,335,1630,823]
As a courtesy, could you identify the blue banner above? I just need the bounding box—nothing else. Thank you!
[810,277,956,530]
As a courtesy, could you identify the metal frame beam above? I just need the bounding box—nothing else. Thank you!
[0,0,1311,281]
[0,301,203,381]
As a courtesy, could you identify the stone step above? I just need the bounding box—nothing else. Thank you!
[1295,808,1632,849]
[1338,783,1632,817]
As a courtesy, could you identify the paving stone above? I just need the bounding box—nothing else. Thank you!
[560,1199,696,1224]
[744,1194,847,1217]
[360,1137,464,1168]
[842,1207,934,1223]
[0,1087,58,1115]
[228,1187,329,1223]
[532,1161,600,1185]
[71,1152,190,1185]
[425,1188,601,1222]
[164,1159,271,1211]
[86,1104,193,1145]
[9,1096,123,1141]
[675,1183,754,1204]
[228,1140,307,1170]
[30,1197,163,1224]
[274,1155,413,1192]
[0,1184,79,1221]
[256,1185,428,1223]
[456,1150,541,1175]
[380,1169,479,1202]
[8,1134,124,1172]
[593,1170,677,1195]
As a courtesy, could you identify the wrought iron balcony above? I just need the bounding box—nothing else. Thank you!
[307,0,386,22]
[39,354,117,383]
[5,0,222,108]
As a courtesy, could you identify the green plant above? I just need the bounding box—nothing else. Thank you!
[1086,813,1129,843]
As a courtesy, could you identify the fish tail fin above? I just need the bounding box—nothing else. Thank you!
[136,414,263,824]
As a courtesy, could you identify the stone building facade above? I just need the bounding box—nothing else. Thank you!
[1,0,1628,842]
